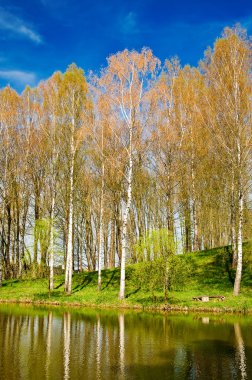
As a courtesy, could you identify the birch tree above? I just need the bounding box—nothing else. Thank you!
[0,86,21,279]
[203,26,252,295]
[40,73,62,291]
[173,66,207,252]
[98,48,160,299]
[59,64,90,294]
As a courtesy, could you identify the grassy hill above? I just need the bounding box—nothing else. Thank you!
[0,242,252,313]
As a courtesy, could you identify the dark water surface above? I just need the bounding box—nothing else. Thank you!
[0,304,251,379]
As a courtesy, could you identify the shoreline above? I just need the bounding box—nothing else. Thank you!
[0,298,251,315]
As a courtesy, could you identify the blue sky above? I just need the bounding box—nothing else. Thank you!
[0,0,252,92]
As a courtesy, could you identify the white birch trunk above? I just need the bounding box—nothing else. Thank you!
[191,162,199,251]
[231,173,237,267]
[98,177,104,291]
[49,194,55,292]
[65,113,75,294]
[233,188,243,296]
[233,137,243,296]
[0,122,9,284]
[98,125,104,291]
[49,112,58,291]
[18,95,31,277]
[119,126,133,300]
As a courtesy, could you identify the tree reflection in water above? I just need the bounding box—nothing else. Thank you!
[119,313,125,380]
[96,314,101,380]
[45,311,52,379]
[234,323,247,380]
[63,312,71,380]
[0,306,251,380]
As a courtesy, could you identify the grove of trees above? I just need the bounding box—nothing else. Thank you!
[0,25,251,297]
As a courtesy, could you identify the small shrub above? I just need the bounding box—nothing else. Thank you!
[134,255,192,301]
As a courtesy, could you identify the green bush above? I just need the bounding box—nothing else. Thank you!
[133,228,175,262]
[134,255,191,301]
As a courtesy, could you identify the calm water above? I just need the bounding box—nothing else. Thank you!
[0,305,251,379]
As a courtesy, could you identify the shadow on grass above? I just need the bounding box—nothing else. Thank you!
[33,290,63,300]
[223,246,235,285]
[3,279,20,287]
[55,282,64,289]
[194,248,235,292]
[135,294,165,306]
[102,270,120,290]
[72,274,94,293]
[126,287,141,298]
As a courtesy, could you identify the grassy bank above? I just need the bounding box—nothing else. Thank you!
[0,243,252,313]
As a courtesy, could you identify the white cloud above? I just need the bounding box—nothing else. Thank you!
[121,12,139,34]
[0,70,37,86]
[0,7,42,43]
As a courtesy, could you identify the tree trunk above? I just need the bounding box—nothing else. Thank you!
[233,188,243,296]
[76,223,80,273]
[184,200,192,253]
[19,195,29,276]
[109,217,116,268]
[79,218,83,272]
[0,212,5,285]
[85,218,92,271]
[115,202,121,264]
[103,231,108,269]
[191,164,199,251]
[6,203,11,277]
[48,193,55,292]
[119,126,133,300]
[34,190,40,265]
[97,173,104,291]
[64,117,75,294]
[0,242,2,286]
[98,121,105,289]
[15,198,20,278]
[231,173,237,268]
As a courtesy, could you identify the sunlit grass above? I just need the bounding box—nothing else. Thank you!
[0,242,251,313]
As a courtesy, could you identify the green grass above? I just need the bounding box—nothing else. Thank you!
[0,242,252,313]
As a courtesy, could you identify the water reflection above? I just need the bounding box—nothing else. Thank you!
[202,317,209,324]
[0,306,252,379]
[119,313,125,380]
[64,312,71,380]
[96,315,101,380]
[45,312,52,379]
[234,323,247,380]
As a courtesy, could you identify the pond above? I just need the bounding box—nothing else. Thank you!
[0,304,251,379]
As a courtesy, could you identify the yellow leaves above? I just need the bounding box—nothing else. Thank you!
[204,25,252,133]
[98,48,160,135]
[59,64,87,106]
[106,48,159,87]
[0,86,20,127]
[75,126,87,149]
[206,26,251,90]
